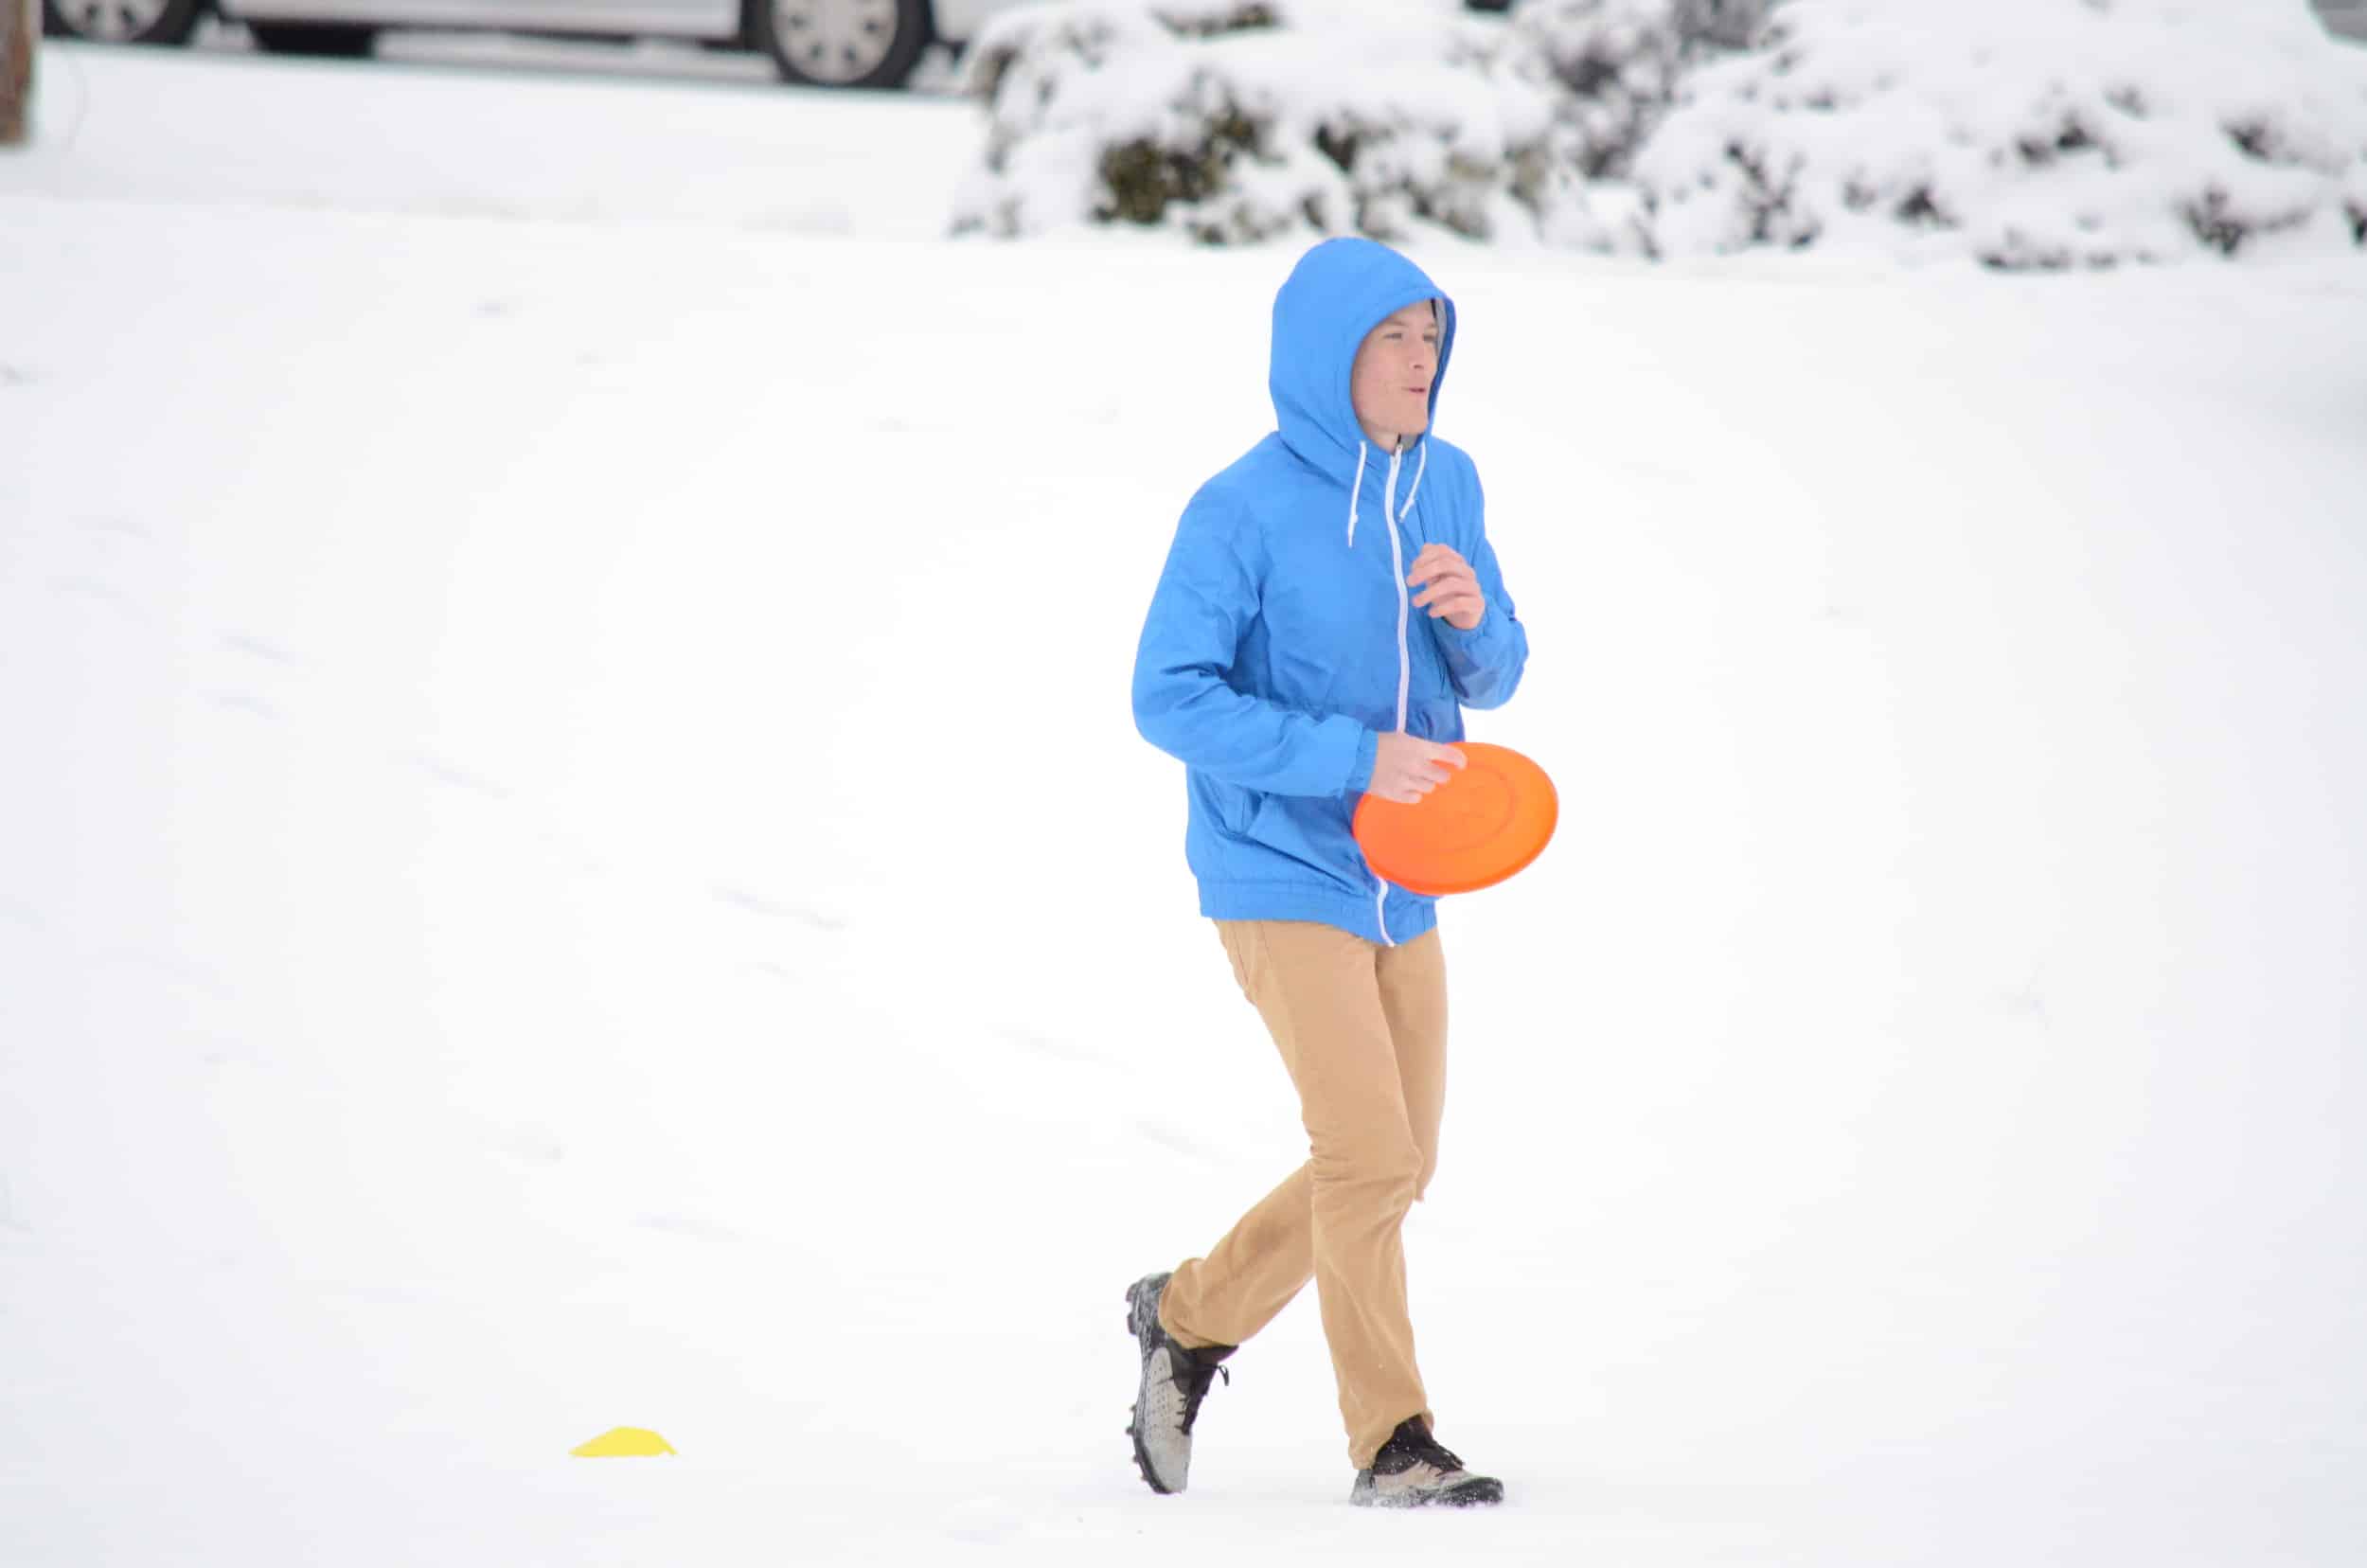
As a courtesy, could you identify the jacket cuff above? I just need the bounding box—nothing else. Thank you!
[1434,605,1494,647]
[1342,727,1379,797]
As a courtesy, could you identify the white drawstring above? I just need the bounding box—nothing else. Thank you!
[1345,440,1369,546]
[1348,438,1430,547]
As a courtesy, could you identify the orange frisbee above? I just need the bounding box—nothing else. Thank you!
[1353,740,1557,897]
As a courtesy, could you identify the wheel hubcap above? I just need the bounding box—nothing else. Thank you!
[56,0,171,41]
[770,0,901,83]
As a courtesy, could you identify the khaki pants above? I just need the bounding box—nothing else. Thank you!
[1157,918,1448,1470]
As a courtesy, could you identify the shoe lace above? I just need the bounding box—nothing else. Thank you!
[1173,1352,1232,1434]
[1397,1423,1465,1474]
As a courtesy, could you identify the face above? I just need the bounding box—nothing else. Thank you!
[1350,299,1442,450]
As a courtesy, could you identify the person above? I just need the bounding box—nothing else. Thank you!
[1124,236,1529,1509]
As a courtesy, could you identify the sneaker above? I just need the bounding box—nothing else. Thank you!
[1349,1417,1505,1508]
[1123,1272,1236,1495]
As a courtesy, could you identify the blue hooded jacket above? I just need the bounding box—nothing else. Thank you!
[1131,238,1529,947]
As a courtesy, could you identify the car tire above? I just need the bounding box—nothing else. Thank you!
[42,0,205,45]
[247,21,378,56]
[753,0,931,90]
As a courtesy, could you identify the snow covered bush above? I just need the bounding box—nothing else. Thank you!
[1630,0,2367,266]
[951,0,1628,247]
[1507,0,1772,177]
[952,0,2367,266]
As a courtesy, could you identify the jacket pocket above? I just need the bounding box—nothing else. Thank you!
[1216,781,1262,838]
[1243,792,1361,891]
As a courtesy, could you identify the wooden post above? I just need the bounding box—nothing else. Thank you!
[1,0,34,149]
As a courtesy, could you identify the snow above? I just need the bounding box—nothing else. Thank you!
[958,0,2367,262]
[953,1,1586,244]
[8,38,2367,1568]
[9,40,979,237]
[1637,0,2367,265]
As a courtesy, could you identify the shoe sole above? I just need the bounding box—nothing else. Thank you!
[1428,1476,1505,1507]
[1350,1474,1506,1508]
[1123,1274,1183,1496]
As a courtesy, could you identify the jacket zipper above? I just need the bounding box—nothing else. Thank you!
[1374,446,1407,947]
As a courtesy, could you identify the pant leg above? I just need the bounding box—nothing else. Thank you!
[1161,918,1436,1470]
[1375,928,1449,1202]
[1162,927,1450,1337]
[1155,923,1318,1352]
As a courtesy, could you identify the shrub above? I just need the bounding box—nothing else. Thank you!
[1630,0,2367,266]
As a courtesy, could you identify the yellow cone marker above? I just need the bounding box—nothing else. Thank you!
[571,1427,676,1457]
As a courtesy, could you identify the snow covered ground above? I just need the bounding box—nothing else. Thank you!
[7,40,977,237]
[7,40,2367,1568]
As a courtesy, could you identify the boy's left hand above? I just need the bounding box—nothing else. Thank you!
[1407,543,1486,632]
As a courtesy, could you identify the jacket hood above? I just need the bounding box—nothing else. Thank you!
[1269,238,1458,486]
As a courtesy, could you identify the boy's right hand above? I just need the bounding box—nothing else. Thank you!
[1367,733,1467,804]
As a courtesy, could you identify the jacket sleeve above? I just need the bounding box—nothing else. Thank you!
[1132,495,1376,797]
[1430,467,1529,711]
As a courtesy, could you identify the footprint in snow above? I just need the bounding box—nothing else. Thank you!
[1996,979,2050,1025]
[634,1211,740,1243]
[333,1279,434,1306]
[212,689,280,720]
[50,575,150,623]
[52,522,162,621]
[79,515,150,543]
[751,205,851,237]
[942,1500,1022,1547]
[1134,1117,1216,1164]
[405,750,511,801]
[491,1127,565,1167]
[713,883,845,932]
[94,948,231,1000]
[1009,1031,1105,1067]
[211,631,304,716]
[219,631,301,666]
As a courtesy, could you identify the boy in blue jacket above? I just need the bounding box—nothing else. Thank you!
[1124,237,1528,1509]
